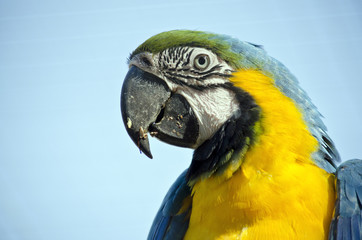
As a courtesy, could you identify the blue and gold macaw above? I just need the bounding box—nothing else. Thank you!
[120,30,362,240]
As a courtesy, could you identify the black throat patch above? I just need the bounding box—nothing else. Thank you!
[186,84,261,182]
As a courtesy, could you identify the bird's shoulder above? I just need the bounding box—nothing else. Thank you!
[147,169,191,240]
[329,159,362,240]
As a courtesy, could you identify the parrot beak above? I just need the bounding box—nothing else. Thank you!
[121,66,199,158]
[121,66,171,158]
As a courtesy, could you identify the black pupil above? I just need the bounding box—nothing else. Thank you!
[198,56,206,65]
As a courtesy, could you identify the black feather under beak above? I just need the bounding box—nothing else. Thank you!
[121,66,199,158]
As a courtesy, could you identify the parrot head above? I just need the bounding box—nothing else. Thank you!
[121,30,257,158]
[121,30,339,181]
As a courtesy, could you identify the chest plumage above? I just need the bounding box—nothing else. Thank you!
[185,70,335,240]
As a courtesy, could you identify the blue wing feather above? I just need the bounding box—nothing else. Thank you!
[329,159,362,240]
[147,170,191,240]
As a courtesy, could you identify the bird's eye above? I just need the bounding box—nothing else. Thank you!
[194,54,210,70]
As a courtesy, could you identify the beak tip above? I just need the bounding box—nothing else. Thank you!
[138,137,153,159]
[141,147,153,159]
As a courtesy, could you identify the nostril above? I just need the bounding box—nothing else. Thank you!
[142,57,152,67]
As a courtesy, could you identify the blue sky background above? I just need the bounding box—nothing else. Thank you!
[1,0,361,239]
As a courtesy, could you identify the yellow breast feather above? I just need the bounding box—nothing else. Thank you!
[185,70,335,240]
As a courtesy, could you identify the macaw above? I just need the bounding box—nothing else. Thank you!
[120,30,362,240]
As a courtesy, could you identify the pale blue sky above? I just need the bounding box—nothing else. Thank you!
[1,0,361,239]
